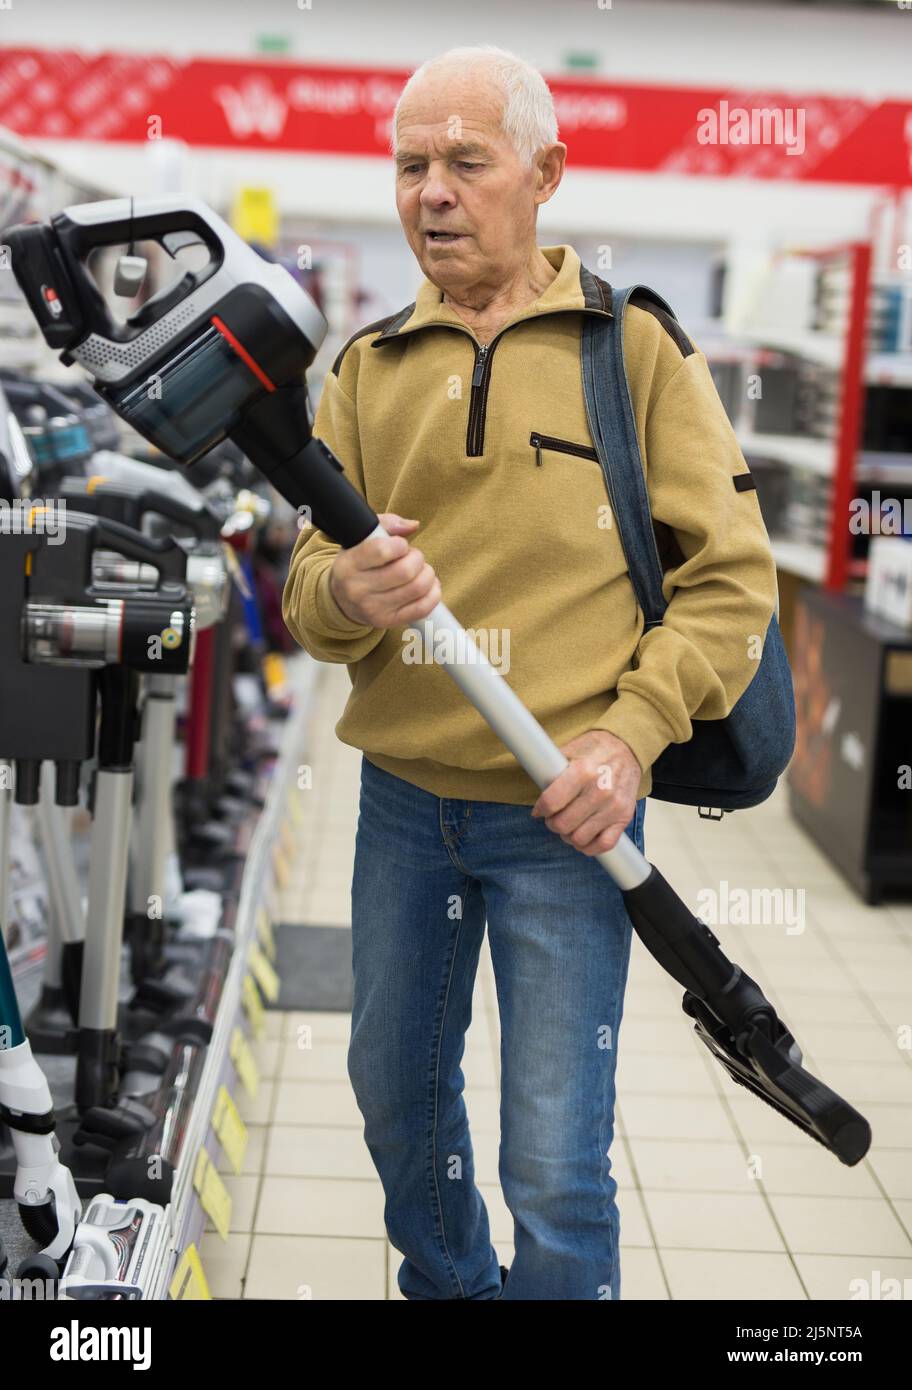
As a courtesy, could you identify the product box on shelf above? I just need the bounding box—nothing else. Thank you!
[865,536,912,631]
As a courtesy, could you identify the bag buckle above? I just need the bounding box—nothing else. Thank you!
[697,806,726,821]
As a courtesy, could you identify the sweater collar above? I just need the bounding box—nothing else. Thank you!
[371,243,612,345]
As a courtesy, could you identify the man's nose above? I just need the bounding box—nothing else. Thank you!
[419,165,458,203]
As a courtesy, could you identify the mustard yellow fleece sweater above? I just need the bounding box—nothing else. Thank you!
[282,244,779,804]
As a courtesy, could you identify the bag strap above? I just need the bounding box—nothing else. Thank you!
[581,281,677,631]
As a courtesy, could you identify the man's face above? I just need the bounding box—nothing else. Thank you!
[394,72,561,295]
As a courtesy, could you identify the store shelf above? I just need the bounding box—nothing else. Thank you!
[163,655,321,1297]
[770,537,827,583]
[738,431,834,476]
[856,451,912,484]
[736,330,912,387]
[737,325,843,370]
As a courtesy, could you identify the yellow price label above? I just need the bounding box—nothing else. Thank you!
[193,1146,208,1195]
[242,972,266,1039]
[193,1148,232,1241]
[169,1244,212,1301]
[230,1026,260,1099]
[212,1084,249,1176]
[286,786,305,829]
[273,843,290,890]
[249,942,280,1004]
[256,906,277,961]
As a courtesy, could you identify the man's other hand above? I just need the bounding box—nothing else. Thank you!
[531,730,642,855]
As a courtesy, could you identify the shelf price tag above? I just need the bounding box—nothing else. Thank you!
[169,1244,212,1301]
[249,942,280,1004]
[256,905,277,961]
[193,1148,232,1242]
[272,842,290,889]
[230,1025,260,1098]
[212,1084,248,1176]
[286,785,305,829]
[242,972,266,1039]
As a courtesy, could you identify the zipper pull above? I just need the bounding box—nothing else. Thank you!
[530,433,543,466]
[471,343,488,389]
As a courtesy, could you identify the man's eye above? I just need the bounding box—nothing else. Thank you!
[458,161,480,170]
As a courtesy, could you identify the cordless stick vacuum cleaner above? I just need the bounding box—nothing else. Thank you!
[52,476,233,1111]
[5,196,872,1165]
[56,472,229,988]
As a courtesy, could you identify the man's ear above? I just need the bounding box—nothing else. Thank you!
[535,142,567,205]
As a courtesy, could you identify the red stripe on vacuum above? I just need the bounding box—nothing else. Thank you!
[211,315,276,391]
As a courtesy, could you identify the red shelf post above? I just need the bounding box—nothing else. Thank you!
[826,241,872,592]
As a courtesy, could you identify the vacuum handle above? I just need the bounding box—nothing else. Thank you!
[63,477,220,542]
[90,516,187,585]
[129,486,219,540]
[55,197,222,267]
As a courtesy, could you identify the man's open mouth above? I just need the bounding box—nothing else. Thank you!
[425,231,464,243]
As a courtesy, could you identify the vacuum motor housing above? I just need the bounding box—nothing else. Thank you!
[4,196,328,466]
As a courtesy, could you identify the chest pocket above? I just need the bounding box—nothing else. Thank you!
[528,431,686,576]
[529,431,598,468]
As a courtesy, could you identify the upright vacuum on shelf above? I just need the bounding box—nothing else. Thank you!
[0,505,199,1200]
[47,471,235,1107]
[55,470,231,979]
[4,194,873,1165]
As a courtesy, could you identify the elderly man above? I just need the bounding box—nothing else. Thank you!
[283,44,778,1300]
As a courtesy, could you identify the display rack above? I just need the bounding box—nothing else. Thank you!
[706,236,912,643]
[159,655,320,1301]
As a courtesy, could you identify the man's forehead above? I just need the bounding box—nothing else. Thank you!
[395,82,505,154]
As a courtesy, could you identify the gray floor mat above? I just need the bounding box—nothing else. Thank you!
[270,924,353,1012]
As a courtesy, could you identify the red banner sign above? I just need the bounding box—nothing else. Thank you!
[1,49,910,186]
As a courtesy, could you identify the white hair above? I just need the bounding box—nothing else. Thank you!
[390,44,559,169]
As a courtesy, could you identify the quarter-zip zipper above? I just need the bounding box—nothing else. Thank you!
[373,304,613,460]
[467,340,492,456]
[529,432,599,467]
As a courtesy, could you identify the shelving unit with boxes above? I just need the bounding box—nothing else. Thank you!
[705,236,912,900]
[706,239,912,645]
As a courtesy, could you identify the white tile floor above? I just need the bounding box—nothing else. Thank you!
[203,661,912,1300]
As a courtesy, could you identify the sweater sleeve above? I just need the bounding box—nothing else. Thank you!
[592,348,779,774]
[281,367,386,665]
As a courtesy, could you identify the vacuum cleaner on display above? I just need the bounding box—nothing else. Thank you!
[5,195,873,1166]
[0,908,82,1277]
[0,506,199,1211]
[57,1191,170,1300]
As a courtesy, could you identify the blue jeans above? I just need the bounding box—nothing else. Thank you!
[348,753,646,1301]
